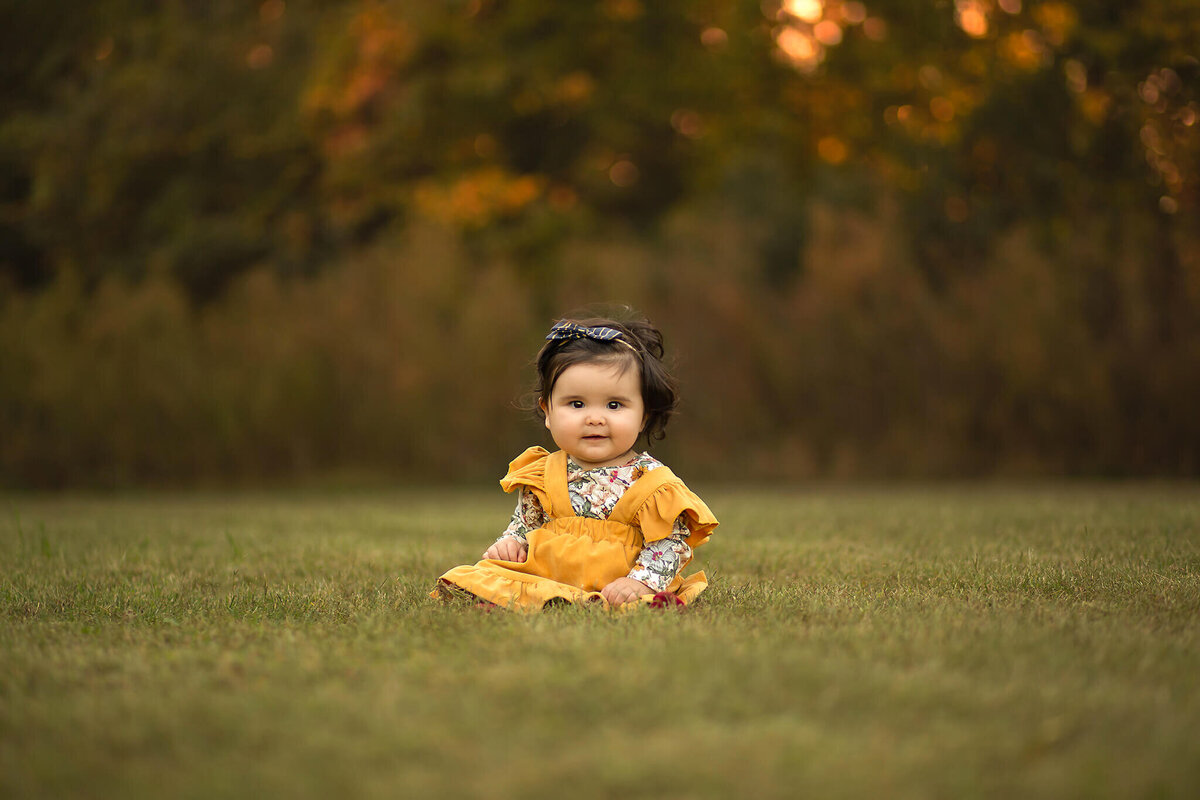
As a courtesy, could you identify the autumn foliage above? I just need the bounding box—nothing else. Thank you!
[1,0,1198,486]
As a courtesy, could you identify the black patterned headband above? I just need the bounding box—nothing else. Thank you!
[546,320,638,352]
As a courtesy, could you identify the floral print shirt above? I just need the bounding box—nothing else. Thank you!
[494,452,693,593]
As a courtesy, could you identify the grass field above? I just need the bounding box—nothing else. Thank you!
[2,483,1198,799]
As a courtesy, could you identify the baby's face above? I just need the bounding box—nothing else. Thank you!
[541,359,646,469]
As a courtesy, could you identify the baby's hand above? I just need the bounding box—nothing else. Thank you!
[600,577,653,606]
[483,539,528,563]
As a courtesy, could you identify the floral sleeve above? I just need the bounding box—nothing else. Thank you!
[627,514,693,593]
[493,487,548,545]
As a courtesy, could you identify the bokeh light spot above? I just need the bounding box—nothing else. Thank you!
[1064,59,1087,93]
[1034,2,1077,47]
[609,160,640,187]
[1079,90,1112,125]
[784,0,824,24]
[956,1,989,38]
[1139,79,1160,106]
[246,44,274,69]
[817,136,849,164]
[776,26,821,70]
[555,72,595,106]
[1140,123,1164,156]
[260,0,285,24]
[1001,30,1046,71]
[842,2,867,25]
[701,27,729,50]
[930,96,955,122]
[603,0,644,21]
[862,17,887,41]
[474,134,497,158]
[918,65,943,90]
[813,20,843,46]
[671,109,704,138]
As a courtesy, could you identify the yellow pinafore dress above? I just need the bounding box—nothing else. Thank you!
[434,447,718,611]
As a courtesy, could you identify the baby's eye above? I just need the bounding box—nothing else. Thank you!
[607,401,623,410]
[570,400,585,409]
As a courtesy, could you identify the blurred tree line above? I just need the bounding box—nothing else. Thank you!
[1,0,1198,487]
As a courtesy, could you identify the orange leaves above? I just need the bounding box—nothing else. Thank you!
[553,71,596,108]
[999,29,1049,70]
[816,136,848,164]
[414,168,546,228]
[955,1,989,38]
[603,0,644,22]
[1077,89,1112,126]
[1032,2,1077,47]
[303,4,414,120]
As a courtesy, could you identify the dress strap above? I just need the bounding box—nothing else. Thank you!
[544,450,573,519]
[607,465,679,527]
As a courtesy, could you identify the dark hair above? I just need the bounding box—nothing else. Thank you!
[533,314,679,443]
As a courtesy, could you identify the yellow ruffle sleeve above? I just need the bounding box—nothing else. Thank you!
[632,481,719,549]
[498,446,552,512]
[498,446,549,491]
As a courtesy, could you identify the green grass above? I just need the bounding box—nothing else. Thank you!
[2,484,1199,799]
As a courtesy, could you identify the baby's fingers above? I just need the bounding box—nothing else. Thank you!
[483,541,527,562]
[602,586,629,605]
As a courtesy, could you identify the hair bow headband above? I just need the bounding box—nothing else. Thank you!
[545,320,625,343]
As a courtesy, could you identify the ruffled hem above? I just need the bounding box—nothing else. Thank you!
[434,562,602,611]
[431,565,709,612]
